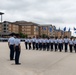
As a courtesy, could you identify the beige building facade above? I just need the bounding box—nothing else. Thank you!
[0,21,19,37]
[63,31,71,38]
[39,25,56,37]
[8,23,19,34]
[55,30,71,38]
[19,25,39,37]
[55,30,63,38]
[15,21,39,37]
[0,21,72,38]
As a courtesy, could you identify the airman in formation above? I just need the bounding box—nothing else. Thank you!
[25,36,76,53]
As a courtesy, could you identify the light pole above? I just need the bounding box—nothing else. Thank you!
[0,12,4,37]
[0,12,4,23]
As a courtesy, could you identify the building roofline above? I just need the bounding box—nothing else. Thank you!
[0,21,56,27]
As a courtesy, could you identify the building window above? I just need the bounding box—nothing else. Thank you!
[3,31,6,32]
[3,24,6,27]
[4,28,6,30]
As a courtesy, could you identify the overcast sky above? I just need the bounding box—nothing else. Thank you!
[0,0,76,36]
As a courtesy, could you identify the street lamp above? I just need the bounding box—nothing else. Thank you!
[0,12,4,37]
[0,12,4,23]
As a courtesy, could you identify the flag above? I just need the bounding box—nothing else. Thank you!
[54,27,56,31]
[68,28,70,32]
[36,27,39,31]
[74,27,76,30]
[42,27,46,30]
[63,27,66,31]
[74,31,76,33]
[49,27,52,32]
[58,27,60,31]
[74,27,76,33]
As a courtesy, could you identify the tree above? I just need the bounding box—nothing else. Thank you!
[25,34,28,38]
[41,34,47,38]
[19,32,26,38]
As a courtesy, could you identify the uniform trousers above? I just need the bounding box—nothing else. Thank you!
[59,43,62,52]
[36,43,38,50]
[29,43,31,50]
[61,43,63,50]
[25,42,28,49]
[46,43,49,51]
[64,43,68,52]
[15,46,20,64]
[9,45,14,60]
[55,43,58,51]
[43,43,46,50]
[32,42,35,50]
[51,43,53,51]
[74,44,76,52]
[69,45,73,52]
[39,43,42,50]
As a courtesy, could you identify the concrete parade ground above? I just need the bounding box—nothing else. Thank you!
[0,42,76,75]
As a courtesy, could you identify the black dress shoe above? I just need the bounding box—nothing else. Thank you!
[15,63,21,65]
[10,59,15,60]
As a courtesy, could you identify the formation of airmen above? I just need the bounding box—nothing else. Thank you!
[25,36,76,53]
[8,34,76,65]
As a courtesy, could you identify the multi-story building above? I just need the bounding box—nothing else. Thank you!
[8,23,19,34]
[0,21,19,37]
[63,31,71,38]
[39,25,56,37]
[55,30,63,38]
[55,30,71,38]
[15,21,39,37]
[0,21,71,38]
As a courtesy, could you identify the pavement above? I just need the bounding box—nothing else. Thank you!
[0,42,76,75]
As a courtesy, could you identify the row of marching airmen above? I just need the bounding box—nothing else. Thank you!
[25,36,76,53]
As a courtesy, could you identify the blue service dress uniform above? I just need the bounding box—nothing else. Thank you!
[8,37,15,60]
[58,38,63,52]
[50,38,54,51]
[14,38,21,64]
[54,39,58,51]
[39,38,43,50]
[64,38,69,52]
[25,38,28,49]
[46,38,50,51]
[35,38,39,50]
[73,39,76,52]
[32,38,36,50]
[69,39,73,53]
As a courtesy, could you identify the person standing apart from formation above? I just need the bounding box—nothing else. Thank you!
[69,37,73,53]
[14,34,21,65]
[8,34,15,60]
